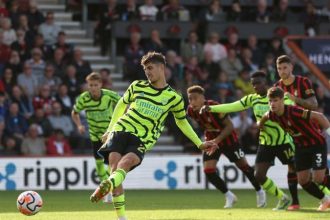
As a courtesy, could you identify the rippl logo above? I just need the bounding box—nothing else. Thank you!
[154,161,177,189]
[0,163,16,190]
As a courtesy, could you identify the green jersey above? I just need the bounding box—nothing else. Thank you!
[111,80,187,151]
[73,89,120,142]
[210,94,293,146]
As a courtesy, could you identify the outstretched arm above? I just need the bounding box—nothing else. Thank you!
[285,92,318,110]
[200,100,248,114]
[211,116,234,144]
[257,112,270,130]
[175,118,218,154]
[310,111,330,132]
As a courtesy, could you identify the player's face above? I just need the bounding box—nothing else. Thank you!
[251,77,267,95]
[188,92,204,111]
[277,62,293,80]
[144,63,163,84]
[87,80,102,97]
[269,97,284,113]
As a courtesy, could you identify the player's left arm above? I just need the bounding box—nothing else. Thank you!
[211,115,234,144]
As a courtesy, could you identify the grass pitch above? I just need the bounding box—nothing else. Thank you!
[0,190,329,220]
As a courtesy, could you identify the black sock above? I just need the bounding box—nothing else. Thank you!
[239,165,261,191]
[204,168,228,193]
[301,181,324,200]
[323,175,330,189]
[287,172,299,205]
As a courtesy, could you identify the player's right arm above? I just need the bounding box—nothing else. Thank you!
[200,96,252,114]
[71,93,86,134]
[211,115,234,144]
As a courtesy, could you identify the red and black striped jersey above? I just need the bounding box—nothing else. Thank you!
[268,105,325,147]
[187,100,239,147]
[275,75,315,103]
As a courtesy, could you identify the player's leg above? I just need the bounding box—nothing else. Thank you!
[255,146,289,210]
[203,149,237,208]
[276,143,299,210]
[92,141,110,181]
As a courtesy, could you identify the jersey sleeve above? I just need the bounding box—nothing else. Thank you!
[239,94,254,108]
[122,81,138,104]
[73,94,85,113]
[171,96,186,120]
[110,91,121,103]
[301,77,315,99]
[292,106,311,121]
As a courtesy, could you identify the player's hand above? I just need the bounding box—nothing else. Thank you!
[199,141,218,155]
[199,105,210,114]
[256,121,264,131]
[284,92,295,102]
[102,131,110,143]
[78,125,86,134]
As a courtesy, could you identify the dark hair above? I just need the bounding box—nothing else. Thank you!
[54,128,64,135]
[85,72,102,82]
[276,55,292,65]
[187,85,205,95]
[267,87,284,99]
[100,68,111,75]
[251,71,267,79]
[141,51,166,67]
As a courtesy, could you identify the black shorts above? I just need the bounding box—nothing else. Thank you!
[255,143,295,165]
[98,131,145,168]
[203,144,244,163]
[92,141,103,159]
[295,144,327,172]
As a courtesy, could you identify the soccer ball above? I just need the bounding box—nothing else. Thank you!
[17,191,43,216]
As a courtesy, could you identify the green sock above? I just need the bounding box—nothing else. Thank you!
[95,159,109,181]
[262,178,284,199]
[113,194,126,218]
[109,169,127,188]
[318,184,330,195]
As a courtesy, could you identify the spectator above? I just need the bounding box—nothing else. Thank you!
[27,1,45,32]
[144,29,167,54]
[17,62,38,98]
[26,47,46,80]
[0,31,12,67]
[4,50,22,78]
[290,52,305,76]
[3,136,20,156]
[246,34,264,67]
[240,47,258,72]
[51,48,66,78]
[214,71,235,97]
[17,14,35,46]
[199,0,226,22]
[38,64,62,94]
[203,32,227,62]
[10,29,31,61]
[266,37,285,58]
[0,0,9,17]
[0,92,7,120]
[17,0,30,13]
[234,69,254,95]
[315,0,330,22]
[4,102,28,147]
[94,0,120,55]
[250,0,270,23]
[10,85,33,119]
[99,68,113,89]
[184,56,205,82]
[46,128,72,156]
[38,11,61,46]
[181,31,204,63]
[1,18,17,46]
[271,0,296,22]
[231,111,253,138]
[8,0,20,29]
[260,53,277,85]
[227,0,243,21]
[214,83,234,104]
[139,0,159,21]
[51,31,73,63]
[198,50,220,81]
[161,0,189,21]
[219,48,243,81]
[165,50,183,89]
[47,101,74,136]
[121,0,139,21]
[71,47,92,83]
[225,31,241,55]
[1,67,16,95]
[300,1,321,36]
[28,108,53,137]
[32,84,56,115]
[123,31,145,81]
[62,65,80,101]
[0,120,5,153]
[21,124,46,156]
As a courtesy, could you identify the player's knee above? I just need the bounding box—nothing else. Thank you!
[298,177,309,186]
[204,168,217,179]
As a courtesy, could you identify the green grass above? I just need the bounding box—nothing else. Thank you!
[0,190,329,220]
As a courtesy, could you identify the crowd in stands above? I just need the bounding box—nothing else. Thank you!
[0,0,330,156]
